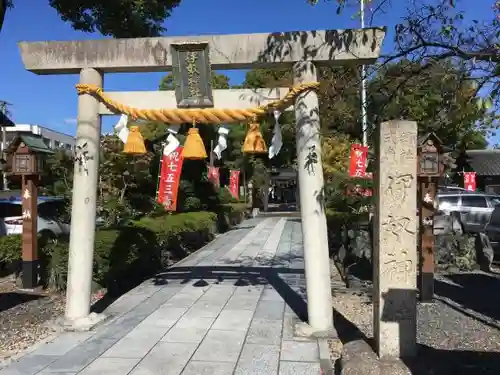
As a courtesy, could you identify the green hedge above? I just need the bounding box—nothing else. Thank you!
[216,203,249,232]
[0,207,250,294]
[325,209,370,257]
[0,211,219,294]
[0,234,22,264]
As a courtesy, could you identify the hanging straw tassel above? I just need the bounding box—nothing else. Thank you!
[123,126,147,155]
[182,122,207,160]
[242,121,267,154]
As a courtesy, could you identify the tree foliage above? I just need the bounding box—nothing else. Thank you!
[308,0,499,115]
[3,0,181,37]
[321,134,351,181]
[244,59,489,151]
[48,0,182,37]
[41,149,74,196]
[98,135,156,225]
[368,59,490,150]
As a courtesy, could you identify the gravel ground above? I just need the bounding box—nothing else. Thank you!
[0,280,64,360]
[330,267,500,374]
[0,278,106,361]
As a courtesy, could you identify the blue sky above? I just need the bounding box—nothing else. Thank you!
[0,0,493,137]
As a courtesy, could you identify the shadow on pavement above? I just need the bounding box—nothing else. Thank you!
[266,203,298,212]
[153,263,309,321]
[434,272,500,323]
[0,292,44,313]
[403,345,500,375]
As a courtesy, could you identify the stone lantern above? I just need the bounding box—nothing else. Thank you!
[7,135,53,289]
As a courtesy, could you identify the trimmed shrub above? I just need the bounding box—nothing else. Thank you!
[215,203,249,232]
[218,187,239,204]
[0,234,22,264]
[41,239,70,291]
[0,234,22,277]
[0,211,219,294]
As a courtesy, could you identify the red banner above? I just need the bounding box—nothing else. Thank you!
[464,172,476,192]
[349,144,369,177]
[229,170,240,199]
[208,166,220,187]
[157,146,184,211]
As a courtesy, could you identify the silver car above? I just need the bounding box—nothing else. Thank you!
[437,191,500,233]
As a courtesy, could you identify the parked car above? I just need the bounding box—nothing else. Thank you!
[438,185,467,193]
[436,191,500,233]
[0,196,70,239]
[485,205,500,256]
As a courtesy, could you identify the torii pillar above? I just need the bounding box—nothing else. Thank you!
[294,61,333,332]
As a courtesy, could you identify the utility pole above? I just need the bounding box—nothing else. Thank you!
[360,0,368,147]
[0,100,11,190]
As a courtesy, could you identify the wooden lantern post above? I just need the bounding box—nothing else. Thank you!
[417,133,444,302]
[7,136,52,289]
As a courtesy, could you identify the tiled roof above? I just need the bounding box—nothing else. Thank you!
[466,150,500,176]
[7,134,54,154]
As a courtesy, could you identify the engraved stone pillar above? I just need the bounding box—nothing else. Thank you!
[293,61,333,333]
[373,120,418,358]
[65,68,104,329]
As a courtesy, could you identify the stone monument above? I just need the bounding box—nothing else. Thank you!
[373,120,418,358]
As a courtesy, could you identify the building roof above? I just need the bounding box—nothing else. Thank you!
[7,134,54,154]
[465,149,500,176]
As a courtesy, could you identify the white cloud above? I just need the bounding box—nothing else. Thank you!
[63,117,77,124]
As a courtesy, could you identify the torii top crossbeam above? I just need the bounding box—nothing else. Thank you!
[18,28,385,74]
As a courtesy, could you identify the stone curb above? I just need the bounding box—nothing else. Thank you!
[318,338,334,375]
[339,339,412,375]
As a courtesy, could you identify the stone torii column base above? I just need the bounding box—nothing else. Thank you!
[59,312,109,332]
[293,321,339,339]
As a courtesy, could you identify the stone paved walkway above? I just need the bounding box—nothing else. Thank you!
[0,217,326,375]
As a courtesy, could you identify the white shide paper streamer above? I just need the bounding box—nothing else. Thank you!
[269,110,283,159]
[162,125,181,156]
[213,124,230,160]
[113,114,130,144]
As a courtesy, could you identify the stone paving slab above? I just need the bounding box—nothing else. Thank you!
[0,217,325,375]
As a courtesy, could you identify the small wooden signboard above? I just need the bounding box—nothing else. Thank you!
[171,42,214,108]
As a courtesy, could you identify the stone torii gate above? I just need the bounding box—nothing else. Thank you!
[18,28,385,332]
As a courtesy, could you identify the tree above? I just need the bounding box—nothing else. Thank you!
[98,135,155,225]
[321,133,351,181]
[242,59,489,151]
[368,59,489,150]
[307,0,499,114]
[2,1,181,37]
[41,149,74,196]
